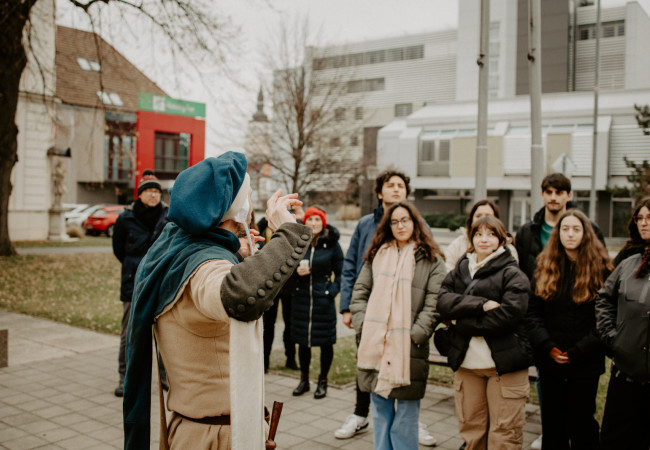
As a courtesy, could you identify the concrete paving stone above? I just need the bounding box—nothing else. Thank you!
[438,436,464,450]
[51,435,103,450]
[311,430,353,448]
[33,405,69,420]
[85,444,120,450]
[17,400,53,414]
[0,426,28,441]
[288,423,329,440]
[30,444,65,450]
[2,435,48,450]
[49,412,87,427]
[25,389,56,401]
[282,410,321,425]
[274,432,307,448]
[68,419,110,434]
[337,436,374,449]
[88,426,122,443]
[1,413,42,427]
[308,416,342,432]
[45,393,79,405]
[0,406,22,421]
[429,420,459,437]
[16,419,58,434]
[1,393,36,406]
[63,399,96,412]
[35,427,77,444]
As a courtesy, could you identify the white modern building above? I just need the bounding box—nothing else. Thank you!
[376,0,650,236]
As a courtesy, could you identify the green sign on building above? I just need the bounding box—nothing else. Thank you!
[138,92,206,118]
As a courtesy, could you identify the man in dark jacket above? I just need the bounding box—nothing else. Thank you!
[515,173,605,280]
[335,169,438,446]
[112,170,168,397]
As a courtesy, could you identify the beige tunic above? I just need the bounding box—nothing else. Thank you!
[155,260,238,448]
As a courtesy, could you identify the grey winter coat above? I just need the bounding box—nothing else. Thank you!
[350,247,447,400]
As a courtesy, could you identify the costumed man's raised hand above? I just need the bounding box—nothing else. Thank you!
[266,189,303,231]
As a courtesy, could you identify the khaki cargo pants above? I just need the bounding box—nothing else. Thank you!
[453,367,529,450]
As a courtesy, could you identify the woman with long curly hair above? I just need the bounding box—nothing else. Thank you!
[350,202,446,449]
[526,209,613,450]
[596,197,650,450]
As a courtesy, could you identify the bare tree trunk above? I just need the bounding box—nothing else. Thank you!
[0,0,38,256]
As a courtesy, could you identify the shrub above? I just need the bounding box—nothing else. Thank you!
[424,213,466,231]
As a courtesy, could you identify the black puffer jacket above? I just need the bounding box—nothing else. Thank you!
[291,225,344,347]
[437,250,533,374]
[515,205,606,280]
[112,202,168,302]
[526,265,607,378]
[596,253,650,383]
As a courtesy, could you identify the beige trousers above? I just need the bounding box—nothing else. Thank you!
[453,367,529,450]
[167,412,231,450]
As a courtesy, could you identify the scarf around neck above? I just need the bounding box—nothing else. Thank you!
[357,241,415,398]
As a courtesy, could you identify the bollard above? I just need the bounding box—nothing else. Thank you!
[0,329,7,368]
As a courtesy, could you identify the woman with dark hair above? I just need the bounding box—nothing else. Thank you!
[596,197,650,450]
[437,215,531,449]
[613,197,650,265]
[291,206,343,399]
[350,202,446,449]
[527,209,613,450]
[444,199,517,272]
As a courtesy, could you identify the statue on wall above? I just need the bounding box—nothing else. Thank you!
[53,160,67,207]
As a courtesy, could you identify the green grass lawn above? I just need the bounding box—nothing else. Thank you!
[1,251,610,420]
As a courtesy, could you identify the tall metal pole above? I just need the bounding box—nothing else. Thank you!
[529,0,544,213]
[474,0,490,203]
[589,0,601,221]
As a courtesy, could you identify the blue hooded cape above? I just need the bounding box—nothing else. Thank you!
[123,152,247,449]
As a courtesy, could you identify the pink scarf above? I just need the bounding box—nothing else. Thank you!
[357,241,415,398]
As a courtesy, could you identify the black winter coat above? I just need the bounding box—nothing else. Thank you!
[515,205,606,280]
[596,253,650,383]
[112,202,168,302]
[526,264,607,378]
[437,250,533,374]
[291,225,344,347]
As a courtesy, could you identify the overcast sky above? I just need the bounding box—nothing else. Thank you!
[56,0,650,157]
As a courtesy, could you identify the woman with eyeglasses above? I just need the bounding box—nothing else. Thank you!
[350,202,446,449]
[527,210,613,450]
[595,197,650,450]
[437,215,532,449]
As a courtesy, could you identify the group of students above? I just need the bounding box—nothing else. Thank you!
[277,169,649,450]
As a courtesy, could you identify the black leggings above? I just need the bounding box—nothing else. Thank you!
[298,344,333,378]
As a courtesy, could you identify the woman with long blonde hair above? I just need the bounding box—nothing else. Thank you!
[527,209,613,450]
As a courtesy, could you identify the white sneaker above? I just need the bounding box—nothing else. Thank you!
[334,414,369,439]
[418,421,438,446]
[531,434,542,450]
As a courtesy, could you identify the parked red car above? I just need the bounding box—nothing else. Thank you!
[83,205,125,237]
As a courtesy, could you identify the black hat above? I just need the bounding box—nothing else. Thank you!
[137,169,162,196]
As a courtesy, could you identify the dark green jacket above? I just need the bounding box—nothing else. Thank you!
[350,247,447,400]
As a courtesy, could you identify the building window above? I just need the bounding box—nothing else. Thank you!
[105,116,135,182]
[77,57,101,72]
[97,91,124,107]
[347,80,365,93]
[386,48,404,62]
[405,45,424,60]
[155,132,190,178]
[366,78,385,91]
[335,108,346,121]
[351,135,359,146]
[418,139,450,176]
[330,137,341,147]
[578,21,625,40]
[395,103,413,117]
[355,107,363,120]
[367,50,385,64]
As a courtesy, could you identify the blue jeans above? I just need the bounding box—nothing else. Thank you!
[370,394,419,450]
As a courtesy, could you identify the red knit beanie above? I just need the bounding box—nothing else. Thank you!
[303,206,327,229]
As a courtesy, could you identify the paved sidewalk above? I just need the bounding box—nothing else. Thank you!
[0,310,541,449]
